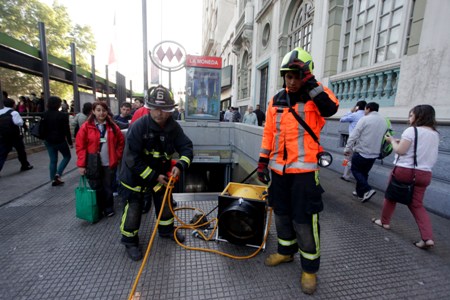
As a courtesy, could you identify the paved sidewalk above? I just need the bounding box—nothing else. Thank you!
[0,146,78,207]
[0,150,450,299]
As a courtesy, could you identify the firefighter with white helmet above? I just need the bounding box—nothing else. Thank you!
[119,85,193,261]
[258,47,339,294]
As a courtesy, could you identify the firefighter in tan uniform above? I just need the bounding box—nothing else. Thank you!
[258,48,339,294]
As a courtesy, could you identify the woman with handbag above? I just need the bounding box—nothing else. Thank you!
[76,101,125,218]
[371,105,439,249]
[41,96,73,186]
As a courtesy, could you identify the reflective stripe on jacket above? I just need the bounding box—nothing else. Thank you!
[260,84,338,175]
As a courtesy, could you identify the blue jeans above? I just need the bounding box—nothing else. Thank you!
[351,152,376,197]
[45,141,71,180]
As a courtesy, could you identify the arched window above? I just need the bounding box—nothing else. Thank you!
[288,1,314,52]
[239,51,249,99]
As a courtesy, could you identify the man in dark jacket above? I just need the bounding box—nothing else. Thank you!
[254,104,266,126]
[119,85,193,261]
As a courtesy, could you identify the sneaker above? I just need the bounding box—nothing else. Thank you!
[361,189,376,203]
[301,272,317,295]
[20,165,34,172]
[340,176,351,182]
[159,231,185,243]
[352,191,358,197]
[125,245,142,261]
[52,176,64,186]
[264,253,294,266]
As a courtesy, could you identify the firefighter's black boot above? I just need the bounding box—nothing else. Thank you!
[125,245,142,261]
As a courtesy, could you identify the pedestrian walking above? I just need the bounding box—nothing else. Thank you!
[339,100,367,181]
[41,96,72,186]
[372,105,439,249]
[344,102,388,202]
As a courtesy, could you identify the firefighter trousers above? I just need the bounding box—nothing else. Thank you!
[268,171,323,273]
[120,185,175,246]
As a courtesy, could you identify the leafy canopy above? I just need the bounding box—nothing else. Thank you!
[0,0,96,99]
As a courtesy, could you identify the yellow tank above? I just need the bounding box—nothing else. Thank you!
[223,182,267,201]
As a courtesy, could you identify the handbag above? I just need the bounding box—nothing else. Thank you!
[385,127,417,205]
[85,152,102,190]
[75,176,99,223]
[30,118,46,139]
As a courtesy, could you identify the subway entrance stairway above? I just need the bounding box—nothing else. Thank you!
[1,149,450,299]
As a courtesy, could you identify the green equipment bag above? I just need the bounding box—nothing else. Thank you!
[75,176,99,223]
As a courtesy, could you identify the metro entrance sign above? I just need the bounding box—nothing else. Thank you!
[185,55,222,121]
[185,55,222,69]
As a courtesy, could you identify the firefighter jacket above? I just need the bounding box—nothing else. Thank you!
[76,120,125,169]
[260,83,339,175]
[119,114,193,192]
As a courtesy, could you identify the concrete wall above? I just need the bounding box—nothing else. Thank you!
[179,119,450,218]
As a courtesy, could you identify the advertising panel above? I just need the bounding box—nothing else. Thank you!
[185,55,222,120]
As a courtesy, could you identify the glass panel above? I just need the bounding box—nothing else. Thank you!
[367,7,375,22]
[389,25,400,43]
[346,20,352,32]
[359,0,367,13]
[362,38,371,52]
[368,0,376,7]
[361,52,369,67]
[394,0,404,9]
[382,0,393,15]
[376,48,385,62]
[392,8,403,26]
[342,60,347,72]
[353,55,361,68]
[357,13,365,27]
[345,33,350,45]
[348,5,353,17]
[343,46,349,57]
[354,41,362,54]
[379,15,389,31]
[387,43,398,59]
[364,22,373,37]
[356,27,363,40]
[378,31,387,46]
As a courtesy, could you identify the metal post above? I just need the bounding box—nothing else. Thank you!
[71,43,80,113]
[142,0,149,93]
[39,22,50,107]
[168,68,172,91]
[91,55,97,99]
[0,80,4,109]
[130,80,133,102]
[105,65,110,107]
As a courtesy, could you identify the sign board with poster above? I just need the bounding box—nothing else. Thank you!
[185,55,222,120]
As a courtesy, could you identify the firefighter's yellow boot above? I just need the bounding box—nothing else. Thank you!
[264,253,294,266]
[301,272,317,295]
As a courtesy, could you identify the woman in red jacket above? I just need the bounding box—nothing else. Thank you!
[76,101,125,218]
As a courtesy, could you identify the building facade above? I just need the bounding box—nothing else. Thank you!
[202,0,450,217]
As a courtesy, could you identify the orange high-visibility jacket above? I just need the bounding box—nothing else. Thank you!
[260,84,339,175]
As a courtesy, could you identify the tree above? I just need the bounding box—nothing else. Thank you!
[0,0,96,99]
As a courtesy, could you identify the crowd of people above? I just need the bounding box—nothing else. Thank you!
[0,47,441,295]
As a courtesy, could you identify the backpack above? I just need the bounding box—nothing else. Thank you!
[378,118,394,160]
[0,109,20,139]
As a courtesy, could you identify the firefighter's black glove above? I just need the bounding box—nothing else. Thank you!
[257,159,270,185]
